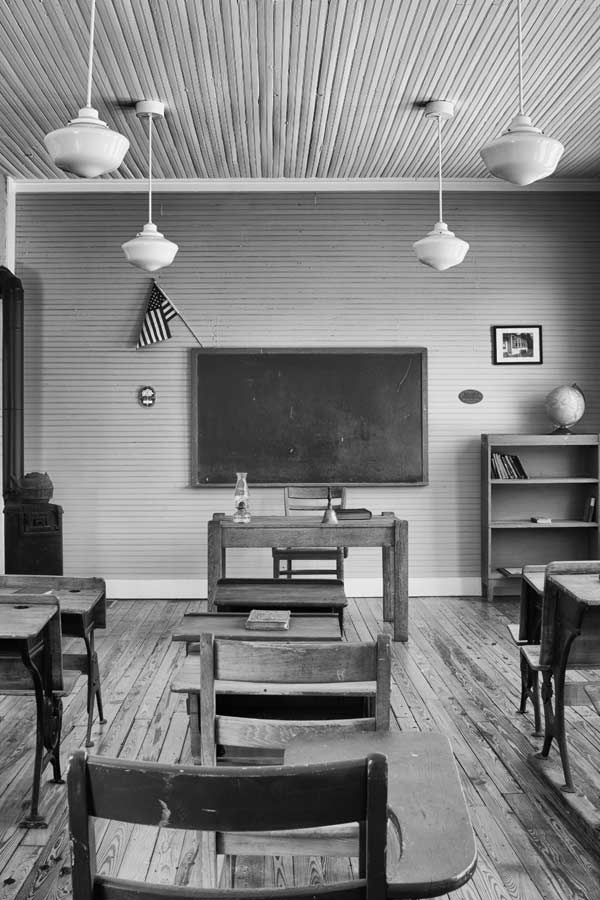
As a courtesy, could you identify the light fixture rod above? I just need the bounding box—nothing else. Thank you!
[85,0,97,109]
[517,0,524,114]
[436,115,443,223]
[147,113,154,225]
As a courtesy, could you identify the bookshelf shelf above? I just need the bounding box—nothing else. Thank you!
[492,477,598,485]
[481,433,600,600]
[491,520,598,528]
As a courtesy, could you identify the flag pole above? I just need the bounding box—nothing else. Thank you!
[155,282,204,347]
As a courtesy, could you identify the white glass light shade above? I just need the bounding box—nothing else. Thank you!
[413,221,469,272]
[480,114,564,186]
[122,223,179,273]
[44,107,129,178]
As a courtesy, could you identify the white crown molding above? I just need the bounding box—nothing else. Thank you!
[11,176,600,194]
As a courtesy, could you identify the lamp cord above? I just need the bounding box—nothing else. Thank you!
[517,0,524,114]
[147,114,154,225]
[85,0,96,109]
[436,115,443,224]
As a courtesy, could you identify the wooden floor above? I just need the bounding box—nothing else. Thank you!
[2,595,600,900]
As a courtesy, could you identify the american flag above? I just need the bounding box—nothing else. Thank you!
[137,283,178,348]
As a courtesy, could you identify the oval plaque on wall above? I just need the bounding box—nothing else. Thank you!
[458,389,483,405]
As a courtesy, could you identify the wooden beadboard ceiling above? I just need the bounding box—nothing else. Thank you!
[2,0,599,184]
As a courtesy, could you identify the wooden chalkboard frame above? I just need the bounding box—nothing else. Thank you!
[191,347,428,487]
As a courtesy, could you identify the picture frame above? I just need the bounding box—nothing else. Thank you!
[492,325,543,365]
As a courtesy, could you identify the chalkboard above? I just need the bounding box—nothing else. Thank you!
[191,348,428,486]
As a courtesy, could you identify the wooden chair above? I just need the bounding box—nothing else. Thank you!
[193,632,390,883]
[183,632,391,765]
[272,485,349,579]
[67,748,388,900]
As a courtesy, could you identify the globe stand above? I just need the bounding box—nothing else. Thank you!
[550,426,577,435]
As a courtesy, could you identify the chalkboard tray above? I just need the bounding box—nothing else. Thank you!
[191,347,428,486]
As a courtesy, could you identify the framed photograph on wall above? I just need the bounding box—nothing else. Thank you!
[492,325,543,365]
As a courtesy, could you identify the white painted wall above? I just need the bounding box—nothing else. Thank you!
[13,190,600,598]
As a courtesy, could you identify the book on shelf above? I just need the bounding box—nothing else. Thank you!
[584,495,596,522]
[245,609,291,630]
[336,508,372,520]
[530,516,552,524]
[491,451,528,479]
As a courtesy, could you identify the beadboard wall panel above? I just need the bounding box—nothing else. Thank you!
[12,190,600,597]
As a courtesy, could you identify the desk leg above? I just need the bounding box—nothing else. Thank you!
[384,519,408,642]
[207,519,223,612]
[84,630,106,748]
[20,646,64,828]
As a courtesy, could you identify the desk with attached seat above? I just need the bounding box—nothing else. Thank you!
[0,575,106,746]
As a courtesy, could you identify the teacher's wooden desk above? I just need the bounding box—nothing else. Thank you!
[0,595,64,827]
[207,513,409,641]
[286,731,477,899]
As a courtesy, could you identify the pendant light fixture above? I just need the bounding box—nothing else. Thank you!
[122,101,178,273]
[44,0,129,177]
[480,0,564,185]
[413,101,469,272]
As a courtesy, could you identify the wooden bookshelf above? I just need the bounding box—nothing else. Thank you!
[481,433,600,600]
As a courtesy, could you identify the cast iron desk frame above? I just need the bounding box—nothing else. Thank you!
[0,575,106,747]
[0,596,64,828]
[207,513,409,641]
[537,571,600,791]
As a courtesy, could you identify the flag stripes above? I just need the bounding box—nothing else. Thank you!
[137,283,178,348]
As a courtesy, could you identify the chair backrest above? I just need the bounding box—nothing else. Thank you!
[67,748,388,900]
[283,485,347,515]
[199,633,391,766]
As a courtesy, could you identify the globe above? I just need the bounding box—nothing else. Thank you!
[544,384,585,433]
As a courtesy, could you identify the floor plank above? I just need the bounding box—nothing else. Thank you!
[1,596,600,900]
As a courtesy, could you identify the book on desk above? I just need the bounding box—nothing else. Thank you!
[335,508,372,520]
[245,609,291,630]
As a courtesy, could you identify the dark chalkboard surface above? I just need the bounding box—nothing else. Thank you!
[191,348,428,486]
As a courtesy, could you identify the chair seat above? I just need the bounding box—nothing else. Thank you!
[507,623,527,645]
[520,644,545,671]
[272,548,350,559]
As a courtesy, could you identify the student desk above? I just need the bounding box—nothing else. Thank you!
[0,595,64,828]
[536,571,600,791]
[286,731,477,899]
[0,575,106,746]
[207,513,409,641]
[172,611,342,649]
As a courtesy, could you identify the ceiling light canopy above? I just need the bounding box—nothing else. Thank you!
[122,100,178,273]
[480,0,564,185]
[44,0,129,177]
[413,100,469,273]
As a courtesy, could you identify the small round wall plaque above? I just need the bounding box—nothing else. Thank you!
[458,389,483,405]
[138,386,156,407]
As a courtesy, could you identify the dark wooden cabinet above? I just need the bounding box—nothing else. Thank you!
[481,433,600,600]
